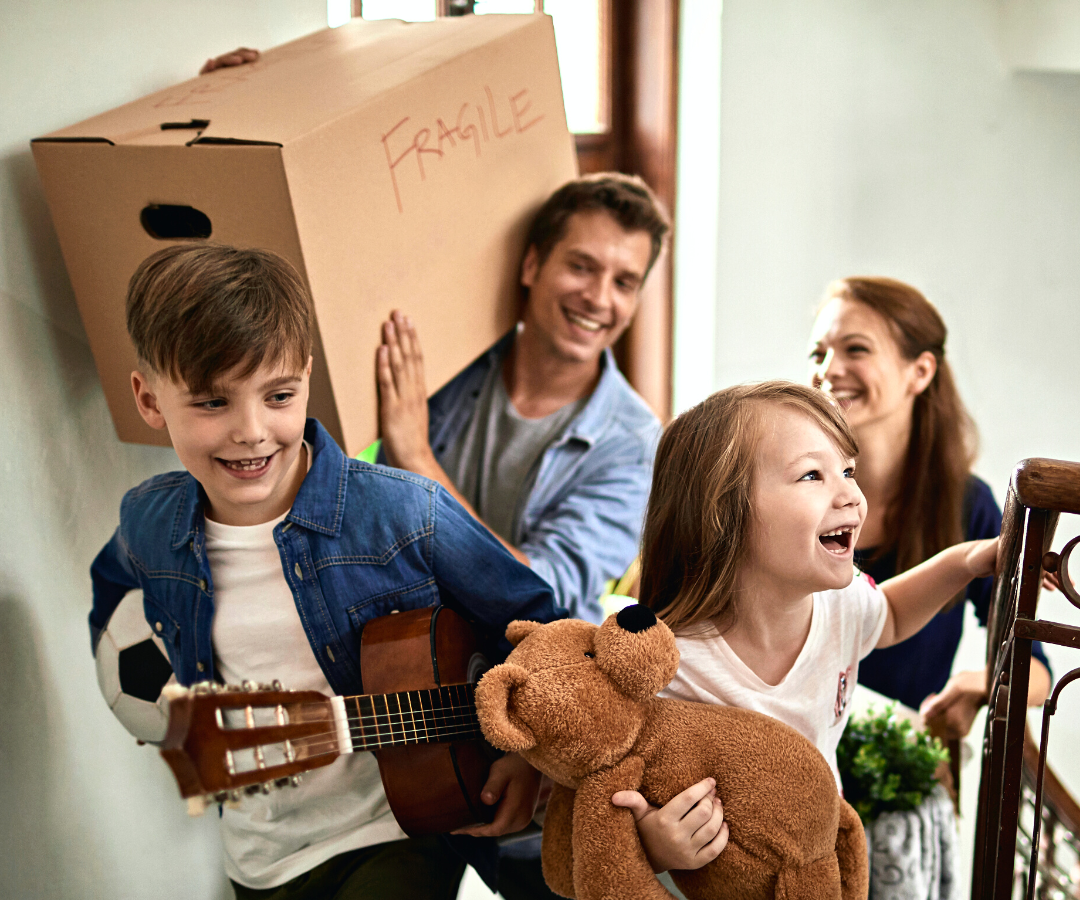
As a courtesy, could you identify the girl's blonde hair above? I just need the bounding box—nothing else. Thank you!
[640,381,858,632]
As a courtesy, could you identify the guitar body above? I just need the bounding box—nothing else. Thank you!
[361,606,495,836]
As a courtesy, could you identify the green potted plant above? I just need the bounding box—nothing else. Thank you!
[838,706,957,900]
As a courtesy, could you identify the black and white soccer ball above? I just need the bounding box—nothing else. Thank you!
[94,590,178,743]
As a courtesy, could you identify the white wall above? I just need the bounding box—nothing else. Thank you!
[0,3,325,897]
[674,0,1080,893]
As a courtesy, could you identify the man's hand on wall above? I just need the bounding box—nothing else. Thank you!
[199,47,260,75]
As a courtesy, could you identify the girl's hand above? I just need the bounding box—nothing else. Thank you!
[964,537,999,580]
[611,778,728,873]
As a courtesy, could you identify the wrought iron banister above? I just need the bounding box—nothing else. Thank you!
[972,458,1080,900]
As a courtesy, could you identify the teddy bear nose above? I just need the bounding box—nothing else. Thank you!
[616,604,657,634]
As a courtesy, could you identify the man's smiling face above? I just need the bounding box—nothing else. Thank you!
[519,209,653,365]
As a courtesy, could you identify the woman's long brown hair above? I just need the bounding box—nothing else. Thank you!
[824,277,976,576]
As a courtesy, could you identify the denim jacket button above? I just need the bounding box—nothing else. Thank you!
[155,621,163,632]
[199,579,207,591]
[196,662,206,672]
[294,563,302,579]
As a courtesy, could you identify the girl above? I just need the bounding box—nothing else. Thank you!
[613,381,997,874]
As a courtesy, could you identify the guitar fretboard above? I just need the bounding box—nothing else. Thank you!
[343,683,483,752]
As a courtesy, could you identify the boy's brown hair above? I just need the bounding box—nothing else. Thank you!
[126,244,314,393]
[524,172,671,277]
[639,381,858,633]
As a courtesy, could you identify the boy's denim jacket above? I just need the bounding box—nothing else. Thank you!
[89,418,565,692]
[421,331,661,622]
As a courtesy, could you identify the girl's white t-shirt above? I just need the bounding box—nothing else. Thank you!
[660,572,888,791]
[204,450,407,889]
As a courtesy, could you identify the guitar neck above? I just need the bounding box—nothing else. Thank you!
[337,683,484,753]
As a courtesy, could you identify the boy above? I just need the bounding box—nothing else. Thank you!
[89,244,565,899]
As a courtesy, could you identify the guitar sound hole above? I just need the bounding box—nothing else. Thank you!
[467,652,491,684]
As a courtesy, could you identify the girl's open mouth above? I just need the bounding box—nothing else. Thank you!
[819,527,854,554]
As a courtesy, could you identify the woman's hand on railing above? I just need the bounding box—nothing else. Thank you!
[920,669,987,740]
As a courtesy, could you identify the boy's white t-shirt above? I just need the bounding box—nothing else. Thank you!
[204,449,407,889]
[660,572,888,791]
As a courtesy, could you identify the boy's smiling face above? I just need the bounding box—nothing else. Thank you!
[132,356,312,526]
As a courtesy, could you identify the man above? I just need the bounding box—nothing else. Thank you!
[376,173,669,624]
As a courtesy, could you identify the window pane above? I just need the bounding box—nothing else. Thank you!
[477,0,608,134]
[360,0,437,21]
[328,0,351,28]
[546,0,606,134]
[474,0,533,12]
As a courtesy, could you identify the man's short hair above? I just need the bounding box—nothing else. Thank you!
[524,172,671,276]
[126,244,314,393]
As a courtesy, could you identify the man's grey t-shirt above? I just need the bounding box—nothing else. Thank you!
[440,359,586,544]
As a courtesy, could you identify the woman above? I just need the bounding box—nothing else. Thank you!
[807,276,1051,738]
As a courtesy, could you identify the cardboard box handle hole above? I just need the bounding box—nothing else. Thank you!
[140,204,212,240]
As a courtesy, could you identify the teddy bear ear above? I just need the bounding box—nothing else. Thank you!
[593,604,680,702]
[505,620,543,646]
[474,663,537,752]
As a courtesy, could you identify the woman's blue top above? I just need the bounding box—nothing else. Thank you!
[855,476,1050,710]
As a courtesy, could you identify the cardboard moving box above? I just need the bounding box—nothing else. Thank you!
[33,14,577,453]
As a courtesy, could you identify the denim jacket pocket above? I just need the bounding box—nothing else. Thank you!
[142,594,182,666]
[345,577,438,630]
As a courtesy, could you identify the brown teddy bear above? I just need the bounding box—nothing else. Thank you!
[474,604,868,900]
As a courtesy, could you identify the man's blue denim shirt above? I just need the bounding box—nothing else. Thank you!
[419,331,661,622]
[89,418,565,691]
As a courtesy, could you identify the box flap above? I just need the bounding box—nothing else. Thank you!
[35,15,549,148]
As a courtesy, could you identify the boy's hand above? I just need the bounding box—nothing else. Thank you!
[964,537,999,580]
[376,311,435,472]
[919,668,986,740]
[451,753,542,837]
[611,778,728,873]
[199,47,260,75]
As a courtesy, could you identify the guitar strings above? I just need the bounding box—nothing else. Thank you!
[210,695,487,774]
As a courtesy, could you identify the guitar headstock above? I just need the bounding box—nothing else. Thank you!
[159,680,340,815]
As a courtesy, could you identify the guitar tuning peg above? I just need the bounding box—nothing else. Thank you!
[245,784,262,796]
[213,791,229,803]
[271,680,284,691]
[162,683,190,702]
[274,777,291,788]
[242,680,256,692]
[261,782,273,795]
[228,790,242,803]
[290,775,303,787]
[209,682,222,693]
[187,796,208,817]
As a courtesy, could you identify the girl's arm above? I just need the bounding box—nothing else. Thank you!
[876,538,998,648]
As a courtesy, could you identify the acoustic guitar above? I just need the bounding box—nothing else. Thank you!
[159,605,497,836]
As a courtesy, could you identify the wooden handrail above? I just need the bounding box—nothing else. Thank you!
[1013,458,1080,515]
